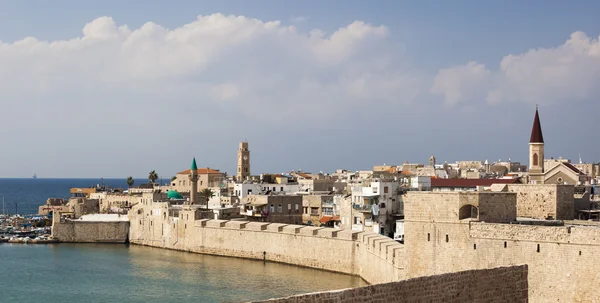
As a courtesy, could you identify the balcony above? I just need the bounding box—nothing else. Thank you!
[353,203,372,212]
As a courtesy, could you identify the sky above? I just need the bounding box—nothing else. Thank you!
[0,0,599,178]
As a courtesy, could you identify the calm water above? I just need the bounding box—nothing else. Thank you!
[0,178,130,214]
[0,243,365,303]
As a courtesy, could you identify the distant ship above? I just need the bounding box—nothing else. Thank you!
[32,174,37,179]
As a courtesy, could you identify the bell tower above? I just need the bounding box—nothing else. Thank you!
[237,142,250,181]
[529,106,545,184]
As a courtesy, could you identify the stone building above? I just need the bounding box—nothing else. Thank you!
[237,141,250,181]
[241,195,302,224]
[527,107,588,185]
[170,167,225,193]
[301,195,337,226]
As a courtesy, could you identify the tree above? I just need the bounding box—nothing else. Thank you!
[148,170,159,184]
[199,188,214,210]
[126,176,135,187]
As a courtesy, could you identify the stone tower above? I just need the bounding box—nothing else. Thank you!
[429,155,436,167]
[529,106,545,184]
[237,142,250,181]
[189,157,198,205]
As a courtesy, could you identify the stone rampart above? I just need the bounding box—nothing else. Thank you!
[52,220,129,243]
[129,207,405,284]
[252,265,528,303]
[470,222,600,245]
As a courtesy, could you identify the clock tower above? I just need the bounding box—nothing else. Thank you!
[237,141,250,181]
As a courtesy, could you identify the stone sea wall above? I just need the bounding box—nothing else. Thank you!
[129,206,405,284]
[252,265,528,303]
[52,219,129,243]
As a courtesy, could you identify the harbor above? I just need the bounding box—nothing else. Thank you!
[0,214,54,244]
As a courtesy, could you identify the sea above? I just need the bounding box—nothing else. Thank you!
[0,179,366,302]
[0,243,365,303]
[0,178,130,215]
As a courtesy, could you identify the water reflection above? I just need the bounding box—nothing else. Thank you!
[0,243,365,303]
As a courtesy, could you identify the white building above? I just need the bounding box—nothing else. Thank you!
[233,183,302,198]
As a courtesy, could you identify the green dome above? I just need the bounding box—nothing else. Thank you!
[167,190,184,200]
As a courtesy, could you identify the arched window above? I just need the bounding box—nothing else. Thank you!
[459,204,478,220]
[533,153,539,166]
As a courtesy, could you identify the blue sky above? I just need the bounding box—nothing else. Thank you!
[0,1,599,178]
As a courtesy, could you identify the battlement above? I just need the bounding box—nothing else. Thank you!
[129,208,406,284]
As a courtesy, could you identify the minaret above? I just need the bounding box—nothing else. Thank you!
[429,155,436,167]
[529,106,545,184]
[237,142,250,181]
[189,157,198,205]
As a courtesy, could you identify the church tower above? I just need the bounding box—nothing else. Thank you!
[189,157,198,205]
[237,142,250,181]
[529,106,545,184]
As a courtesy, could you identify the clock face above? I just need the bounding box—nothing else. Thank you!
[243,155,248,161]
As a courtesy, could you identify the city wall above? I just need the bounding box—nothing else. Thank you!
[253,265,528,303]
[52,218,129,243]
[506,184,574,220]
[129,204,405,284]
[405,192,600,303]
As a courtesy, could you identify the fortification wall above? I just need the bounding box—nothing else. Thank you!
[253,265,528,303]
[404,219,600,302]
[506,184,574,220]
[52,220,129,243]
[129,207,405,284]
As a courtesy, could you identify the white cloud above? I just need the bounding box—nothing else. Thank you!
[431,31,600,106]
[431,61,490,106]
[0,14,415,127]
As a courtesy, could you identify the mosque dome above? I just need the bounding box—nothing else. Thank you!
[167,190,184,200]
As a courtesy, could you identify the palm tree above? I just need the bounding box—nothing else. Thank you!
[199,188,214,209]
[148,170,159,184]
[126,176,135,187]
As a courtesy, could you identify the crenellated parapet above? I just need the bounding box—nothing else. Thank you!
[129,204,406,284]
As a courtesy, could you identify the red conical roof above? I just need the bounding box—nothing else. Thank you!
[530,107,544,143]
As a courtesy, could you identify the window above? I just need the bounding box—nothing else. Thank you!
[537,244,540,253]
[427,233,430,241]
[288,204,291,210]
[303,207,308,214]
[384,186,389,194]
[247,189,252,195]
[277,204,282,213]
[446,234,449,242]
[373,187,378,193]
[244,167,248,172]
[310,207,319,216]
[533,153,539,166]
[273,187,276,191]
[280,187,284,191]
[270,204,275,213]
[473,244,476,250]
[295,204,299,212]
